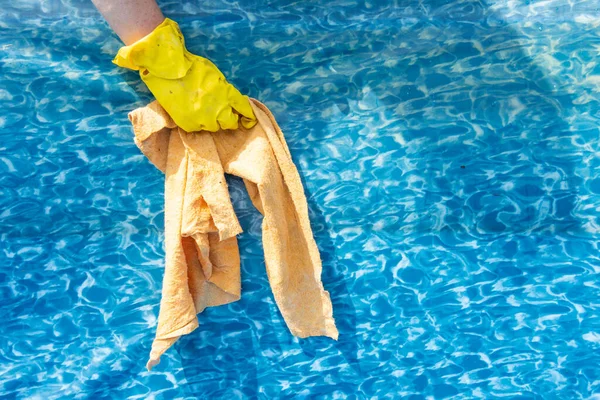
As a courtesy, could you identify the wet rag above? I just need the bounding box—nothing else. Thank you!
[128,98,339,369]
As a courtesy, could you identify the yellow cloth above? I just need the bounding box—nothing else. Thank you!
[129,99,339,370]
[114,18,256,132]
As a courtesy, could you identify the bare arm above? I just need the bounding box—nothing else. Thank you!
[91,0,165,45]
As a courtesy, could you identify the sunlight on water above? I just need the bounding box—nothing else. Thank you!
[1,0,600,398]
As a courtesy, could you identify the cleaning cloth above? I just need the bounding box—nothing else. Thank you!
[129,99,339,369]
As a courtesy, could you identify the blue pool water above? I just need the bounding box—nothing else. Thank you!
[2,0,600,398]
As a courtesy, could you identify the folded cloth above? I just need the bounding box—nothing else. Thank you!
[129,99,338,370]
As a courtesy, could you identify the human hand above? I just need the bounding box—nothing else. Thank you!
[113,18,256,132]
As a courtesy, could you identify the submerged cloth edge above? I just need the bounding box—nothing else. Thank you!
[249,101,337,337]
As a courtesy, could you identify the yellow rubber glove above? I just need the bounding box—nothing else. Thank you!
[113,18,256,132]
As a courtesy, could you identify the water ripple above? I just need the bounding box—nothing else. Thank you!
[2,0,600,398]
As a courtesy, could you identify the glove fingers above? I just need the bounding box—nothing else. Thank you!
[217,105,240,131]
[228,86,257,128]
[240,115,257,130]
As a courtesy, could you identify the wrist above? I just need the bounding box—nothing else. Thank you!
[113,18,192,80]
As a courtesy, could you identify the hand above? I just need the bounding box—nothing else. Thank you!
[113,18,256,132]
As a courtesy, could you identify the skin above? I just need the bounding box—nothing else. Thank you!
[91,0,165,45]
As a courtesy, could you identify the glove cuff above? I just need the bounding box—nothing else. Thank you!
[113,18,192,79]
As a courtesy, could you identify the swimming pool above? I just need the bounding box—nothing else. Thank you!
[2,0,600,398]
